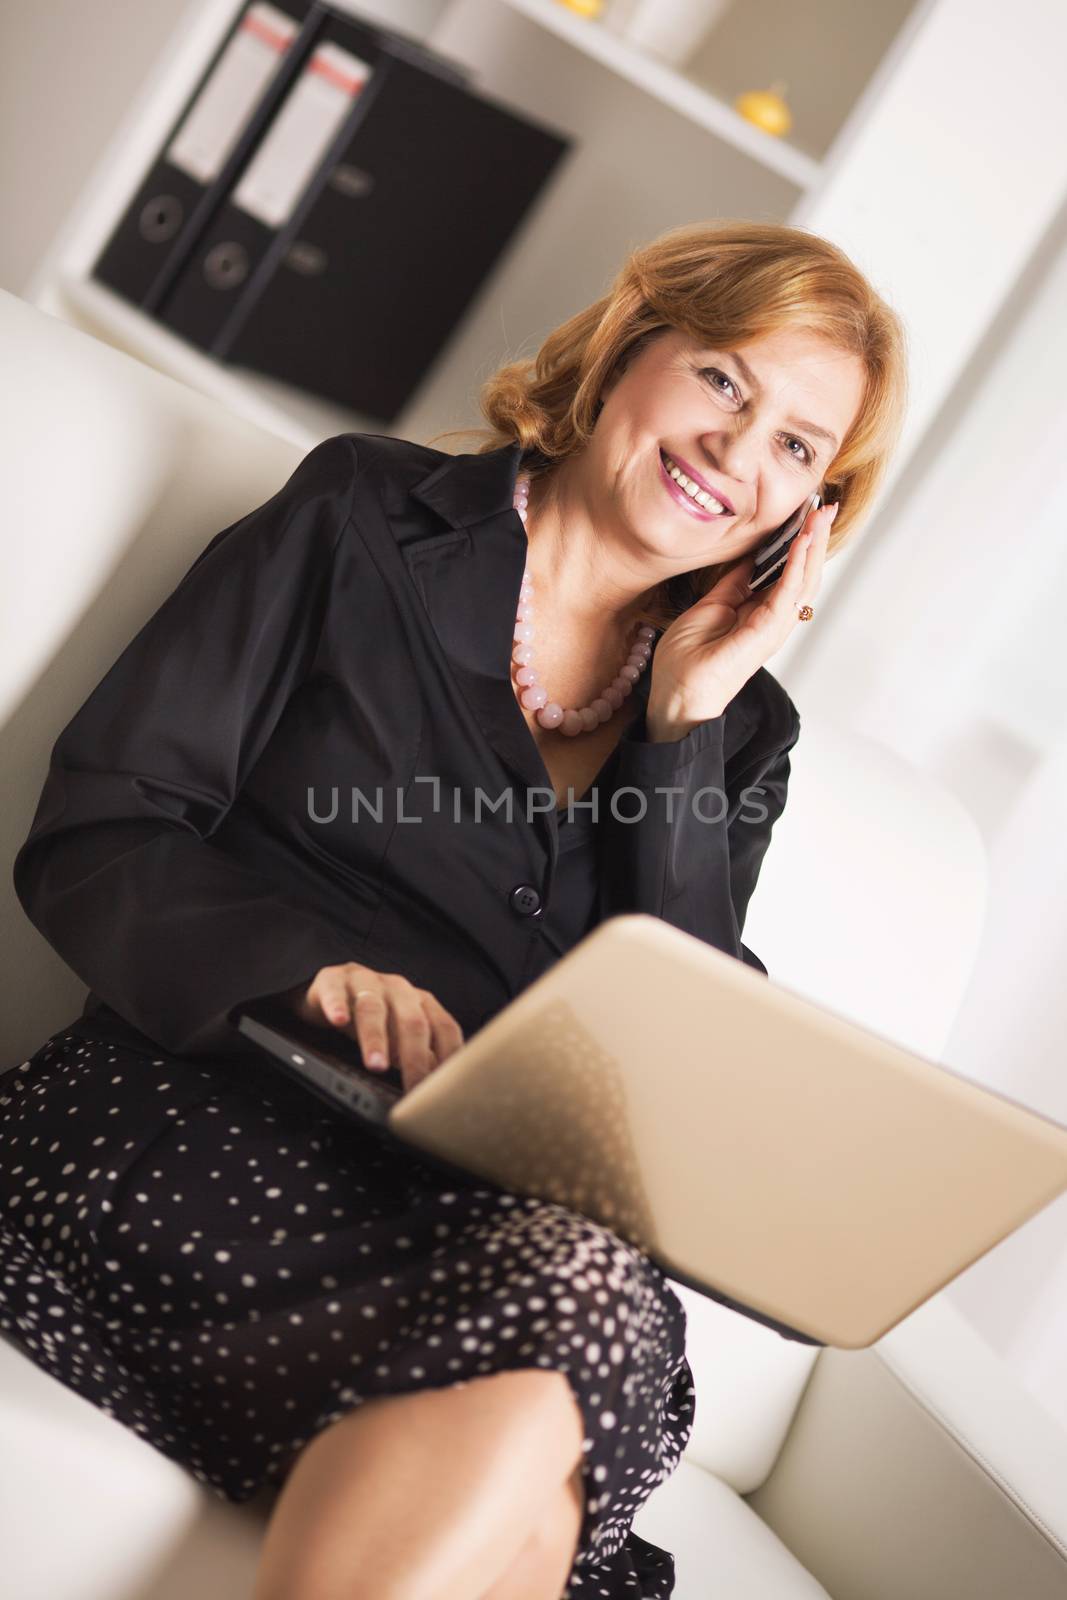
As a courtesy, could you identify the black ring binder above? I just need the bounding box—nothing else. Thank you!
[91,1,571,422]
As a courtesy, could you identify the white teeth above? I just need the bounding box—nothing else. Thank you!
[662,454,727,514]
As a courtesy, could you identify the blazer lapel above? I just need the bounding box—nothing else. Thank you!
[404,442,550,800]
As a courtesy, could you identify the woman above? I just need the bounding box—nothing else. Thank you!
[3,220,906,1599]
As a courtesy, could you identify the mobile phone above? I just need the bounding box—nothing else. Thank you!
[747,490,822,594]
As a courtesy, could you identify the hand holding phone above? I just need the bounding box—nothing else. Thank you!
[747,491,823,594]
[645,492,837,731]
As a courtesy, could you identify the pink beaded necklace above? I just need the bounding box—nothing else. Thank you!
[512,474,657,736]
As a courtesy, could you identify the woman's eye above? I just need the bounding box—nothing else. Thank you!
[783,436,814,466]
[701,367,737,400]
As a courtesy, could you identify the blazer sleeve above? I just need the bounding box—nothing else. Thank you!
[13,434,363,1059]
[597,700,801,975]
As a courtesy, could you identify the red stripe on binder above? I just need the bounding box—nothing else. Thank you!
[310,53,370,97]
[241,11,295,53]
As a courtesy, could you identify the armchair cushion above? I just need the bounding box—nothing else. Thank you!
[631,1458,832,1598]
[744,1290,1067,1600]
[0,1328,269,1600]
[665,1280,820,1492]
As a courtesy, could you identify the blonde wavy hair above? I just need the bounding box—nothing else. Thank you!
[428,218,909,632]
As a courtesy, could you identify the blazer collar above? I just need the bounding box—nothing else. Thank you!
[408,437,527,533]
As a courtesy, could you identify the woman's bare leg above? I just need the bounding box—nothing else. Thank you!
[250,1367,586,1600]
[478,1463,585,1600]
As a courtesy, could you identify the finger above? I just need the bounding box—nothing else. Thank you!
[387,984,436,1093]
[746,530,809,628]
[421,994,465,1065]
[314,971,356,1030]
[732,532,813,650]
[733,503,831,635]
[348,982,390,1070]
[785,510,822,593]
[795,501,836,605]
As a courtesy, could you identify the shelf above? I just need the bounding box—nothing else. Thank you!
[497,0,820,190]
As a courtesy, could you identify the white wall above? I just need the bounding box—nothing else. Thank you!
[0,0,188,296]
[942,740,1067,1432]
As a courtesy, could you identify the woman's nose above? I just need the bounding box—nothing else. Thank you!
[700,438,755,494]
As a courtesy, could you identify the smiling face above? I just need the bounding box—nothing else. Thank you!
[580,324,866,572]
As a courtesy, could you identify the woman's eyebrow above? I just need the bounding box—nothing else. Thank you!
[723,349,840,452]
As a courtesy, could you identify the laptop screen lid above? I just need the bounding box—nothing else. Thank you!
[236,915,1067,1348]
[386,915,1067,1348]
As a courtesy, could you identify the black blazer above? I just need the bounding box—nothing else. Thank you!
[14,432,801,1063]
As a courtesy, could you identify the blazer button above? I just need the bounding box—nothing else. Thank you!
[509,883,542,918]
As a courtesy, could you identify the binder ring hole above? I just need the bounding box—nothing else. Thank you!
[203,242,250,290]
[139,194,184,243]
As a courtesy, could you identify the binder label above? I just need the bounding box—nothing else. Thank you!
[166,2,299,186]
[231,44,373,230]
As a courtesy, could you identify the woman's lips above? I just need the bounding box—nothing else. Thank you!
[658,451,724,521]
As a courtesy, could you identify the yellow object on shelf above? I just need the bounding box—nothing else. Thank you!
[734,81,793,138]
[555,0,606,17]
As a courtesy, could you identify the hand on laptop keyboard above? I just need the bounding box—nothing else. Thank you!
[278,962,465,1095]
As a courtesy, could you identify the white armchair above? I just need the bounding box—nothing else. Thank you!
[4,286,1066,1599]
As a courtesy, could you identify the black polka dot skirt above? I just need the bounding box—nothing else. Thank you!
[0,1029,695,1596]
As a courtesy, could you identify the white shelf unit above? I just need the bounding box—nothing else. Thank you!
[496,0,821,189]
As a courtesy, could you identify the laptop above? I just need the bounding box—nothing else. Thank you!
[233,913,1067,1349]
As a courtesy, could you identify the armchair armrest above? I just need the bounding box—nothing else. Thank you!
[743,1292,1067,1600]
